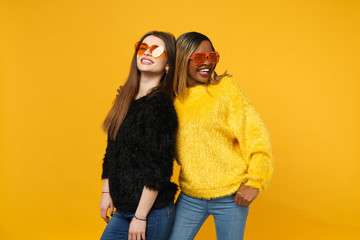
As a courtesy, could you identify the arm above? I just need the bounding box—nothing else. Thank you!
[227,83,273,206]
[240,103,273,191]
[100,135,117,222]
[101,134,117,179]
[128,187,159,240]
[100,179,114,223]
[141,93,178,191]
[128,93,178,239]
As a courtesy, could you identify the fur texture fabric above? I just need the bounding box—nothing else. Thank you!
[174,76,273,199]
[102,90,178,212]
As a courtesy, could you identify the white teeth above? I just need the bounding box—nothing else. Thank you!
[199,69,209,72]
[142,60,153,64]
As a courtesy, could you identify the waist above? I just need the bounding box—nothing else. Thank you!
[179,177,246,199]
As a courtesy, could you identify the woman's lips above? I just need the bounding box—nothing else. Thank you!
[140,57,154,65]
[198,67,210,77]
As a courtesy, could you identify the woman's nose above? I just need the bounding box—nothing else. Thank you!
[203,56,211,65]
[144,48,151,56]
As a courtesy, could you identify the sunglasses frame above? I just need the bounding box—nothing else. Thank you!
[135,41,167,58]
[189,51,220,66]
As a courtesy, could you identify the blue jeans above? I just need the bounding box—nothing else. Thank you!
[168,193,249,240]
[100,203,175,240]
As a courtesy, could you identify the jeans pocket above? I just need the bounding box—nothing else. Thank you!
[167,204,176,221]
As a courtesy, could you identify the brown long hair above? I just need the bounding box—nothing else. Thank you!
[103,31,176,140]
[174,32,229,98]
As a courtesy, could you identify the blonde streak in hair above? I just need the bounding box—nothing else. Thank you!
[173,67,179,95]
[179,58,188,98]
[210,71,216,84]
[215,71,232,83]
[175,46,187,97]
[174,62,182,96]
[173,53,182,96]
[179,49,196,98]
[180,59,189,97]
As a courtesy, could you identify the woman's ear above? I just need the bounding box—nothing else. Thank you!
[165,64,169,73]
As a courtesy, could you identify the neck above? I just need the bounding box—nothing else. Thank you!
[187,79,199,88]
[187,78,206,88]
[137,72,163,99]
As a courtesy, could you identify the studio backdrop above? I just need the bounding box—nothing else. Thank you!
[1,0,359,239]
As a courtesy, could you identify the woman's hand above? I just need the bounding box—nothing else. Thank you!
[128,217,146,240]
[100,192,114,223]
[100,179,114,223]
[234,184,259,207]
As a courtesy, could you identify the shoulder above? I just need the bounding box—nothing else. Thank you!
[144,90,177,122]
[212,76,250,105]
[217,76,241,95]
[218,76,238,88]
[147,90,173,104]
[146,90,175,112]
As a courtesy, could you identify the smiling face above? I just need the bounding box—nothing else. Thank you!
[136,35,169,75]
[187,40,216,87]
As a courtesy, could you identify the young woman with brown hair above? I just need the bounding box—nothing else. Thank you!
[100,31,178,240]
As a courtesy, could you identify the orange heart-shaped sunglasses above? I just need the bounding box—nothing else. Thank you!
[135,41,167,58]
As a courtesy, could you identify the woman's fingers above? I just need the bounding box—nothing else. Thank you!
[234,191,251,207]
[129,231,145,240]
[235,191,244,206]
[235,184,259,207]
[100,205,106,217]
[241,198,248,207]
[128,233,144,240]
[233,193,239,204]
[100,193,114,223]
[110,204,114,216]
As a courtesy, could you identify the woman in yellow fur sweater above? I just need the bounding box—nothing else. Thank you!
[168,32,274,240]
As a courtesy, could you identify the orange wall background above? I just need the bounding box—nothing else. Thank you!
[1,0,359,239]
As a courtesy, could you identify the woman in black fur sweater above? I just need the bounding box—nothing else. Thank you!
[100,31,178,240]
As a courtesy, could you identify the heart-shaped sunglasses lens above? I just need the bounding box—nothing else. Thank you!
[151,45,165,58]
[135,42,166,58]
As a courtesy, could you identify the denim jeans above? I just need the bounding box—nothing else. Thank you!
[168,193,249,240]
[100,203,175,240]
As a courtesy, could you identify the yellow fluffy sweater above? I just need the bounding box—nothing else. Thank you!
[174,76,273,199]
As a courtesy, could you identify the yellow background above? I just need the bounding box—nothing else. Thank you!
[1,0,359,239]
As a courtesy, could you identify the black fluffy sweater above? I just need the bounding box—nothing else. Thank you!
[101,90,178,212]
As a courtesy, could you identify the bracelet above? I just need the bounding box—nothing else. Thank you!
[102,192,110,194]
[134,215,147,221]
